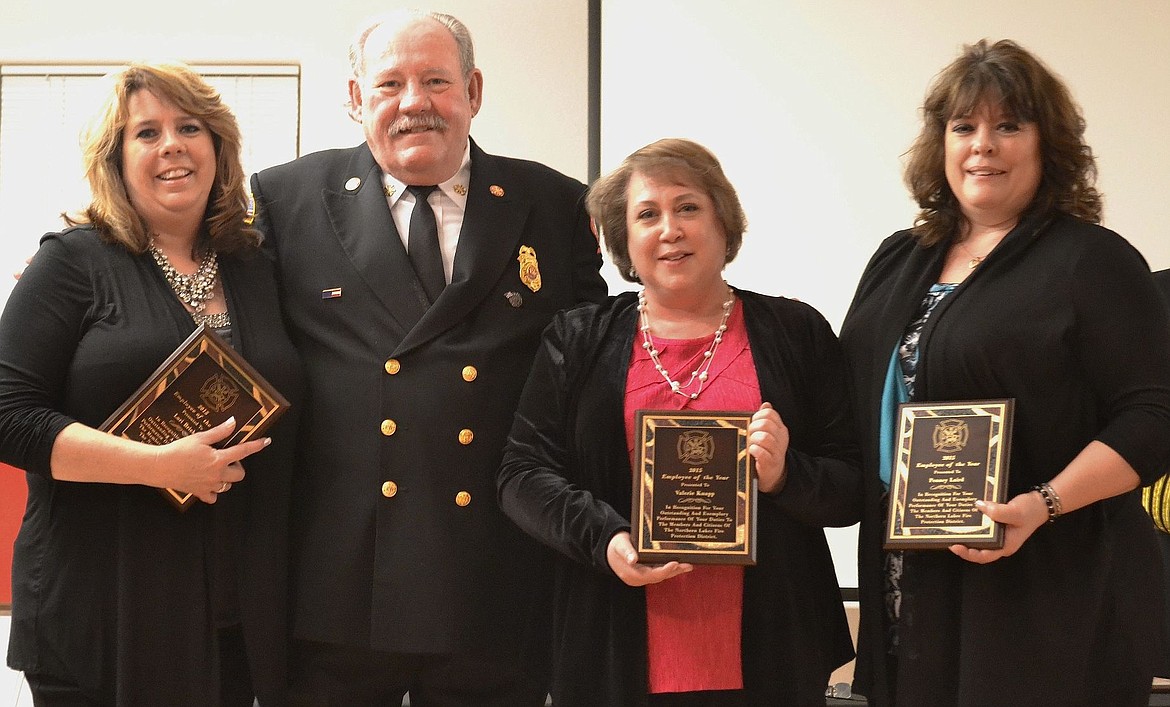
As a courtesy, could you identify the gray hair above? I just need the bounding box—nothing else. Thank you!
[349,10,476,79]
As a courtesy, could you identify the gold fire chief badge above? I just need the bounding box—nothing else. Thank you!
[518,245,541,293]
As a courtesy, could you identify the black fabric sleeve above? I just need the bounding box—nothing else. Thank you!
[0,234,94,477]
[1073,233,1170,484]
[750,296,864,528]
[497,310,630,574]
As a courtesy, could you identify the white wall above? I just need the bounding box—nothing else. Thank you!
[0,0,590,297]
[0,0,589,174]
[600,0,1170,587]
[2,0,1169,665]
[0,0,589,690]
[0,616,30,705]
[600,0,1170,322]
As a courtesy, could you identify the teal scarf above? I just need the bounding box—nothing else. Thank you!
[878,346,909,488]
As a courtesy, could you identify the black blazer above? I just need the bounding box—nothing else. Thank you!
[250,138,607,661]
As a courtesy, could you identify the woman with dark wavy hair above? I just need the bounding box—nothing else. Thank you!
[841,39,1170,706]
[0,63,302,705]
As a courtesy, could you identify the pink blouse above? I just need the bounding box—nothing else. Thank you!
[623,298,761,694]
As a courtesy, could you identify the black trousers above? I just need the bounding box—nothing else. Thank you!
[1157,529,1170,679]
[25,625,254,707]
[647,691,747,707]
[288,639,548,707]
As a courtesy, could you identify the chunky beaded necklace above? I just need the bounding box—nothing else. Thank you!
[148,241,230,328]
[637,284,735,400]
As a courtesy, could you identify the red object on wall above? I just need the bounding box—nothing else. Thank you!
[0,463,27,606]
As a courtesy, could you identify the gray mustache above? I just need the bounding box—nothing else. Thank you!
[389,115,447,136]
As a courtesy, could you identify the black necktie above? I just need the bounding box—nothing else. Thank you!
[406,185,445,304]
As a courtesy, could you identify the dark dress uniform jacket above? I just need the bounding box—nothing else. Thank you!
[840,211,1170,706]
[249,138,607,663]
[0,226,303,705]
[498,290,861,706]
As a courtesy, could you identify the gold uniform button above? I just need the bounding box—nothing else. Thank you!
[380,419,397,436]
[385,358,401,375]
[455,491,471,507]
[461,365,478,382]
[458,429,474,445]
[381,481,398,498]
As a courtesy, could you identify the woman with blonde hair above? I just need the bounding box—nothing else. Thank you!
[0,63,302,706]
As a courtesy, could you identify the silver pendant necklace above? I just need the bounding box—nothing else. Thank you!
[637,283,735,400]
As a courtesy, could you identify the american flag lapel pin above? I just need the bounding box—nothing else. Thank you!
[321,287,342,299]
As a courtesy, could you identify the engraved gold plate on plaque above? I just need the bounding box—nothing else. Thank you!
[99,324,290,511]
[884,399,1013,549]
[633,410,756,565]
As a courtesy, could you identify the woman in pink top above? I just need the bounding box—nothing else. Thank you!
[498,138,862,706]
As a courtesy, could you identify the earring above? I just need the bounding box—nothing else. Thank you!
[628,266,637,279]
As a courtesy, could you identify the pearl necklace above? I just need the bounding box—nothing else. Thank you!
[149,241,230,328]
[638,284,735,400]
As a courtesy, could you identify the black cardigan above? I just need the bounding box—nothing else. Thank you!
[0,226,303,705]
[840,212,1170,706]
[498,288,861,706]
